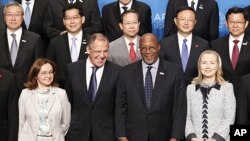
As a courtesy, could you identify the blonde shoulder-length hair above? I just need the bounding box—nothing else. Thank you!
[192,50,227,85]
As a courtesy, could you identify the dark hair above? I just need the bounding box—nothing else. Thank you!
[120,9,140,23]
[87,33,109,48]
[63,4,84,18]
[225,7,248,21]
[175,6,196,19]
[24,58,58,89]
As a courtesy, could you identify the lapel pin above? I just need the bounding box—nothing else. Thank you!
[195,44,199,48]
[242,42,248,46]
[159,72,164,75]
[199,5,203,9]
[82,41,87,44]
[21,40,26,42]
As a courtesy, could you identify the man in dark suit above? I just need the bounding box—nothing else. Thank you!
[0,3,5,31]
[65,33,121,141]
[47,4,88,88]
[237,73,250,125]
[244,5,250,37]
[102,0,152,42]
[160,6,209,85]
[15,0,49,56]
[0,68,18,141]
[108,9,141,66]
[0,2,42,93]
[43,0,101,39]
[115,33,186,141]
[164,0,219,42]
[211,7,250,99]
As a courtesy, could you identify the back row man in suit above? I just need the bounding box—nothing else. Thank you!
[0,3,5,31]
[43,0,101,39]
[0,1,43,93]
[160,6,209,85]
[244,5,250,37]
[102,0,152,42]
[115,33,186,141]
[108,9,141,66]
[65,33,121,141]
[164,0,219,42]
[47,4,88,88]
[211,7,250,99]
[15,0,49,56]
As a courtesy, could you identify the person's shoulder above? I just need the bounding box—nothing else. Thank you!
[109,37,123,49]
[103,1,117,9]
[220,82,233,90]
[24,30,40,38]
[106,60,122,70]
[135,0,150,8]
[51,87,66,95]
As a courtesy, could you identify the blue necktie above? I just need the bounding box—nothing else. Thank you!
[88,67,97,102]
[145,66,153,109]
[10,33,18,66]
[24,1,31,29]
[71,37,78,62]
[181,39,188,71]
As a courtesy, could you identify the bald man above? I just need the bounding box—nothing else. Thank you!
[115,33,187,141]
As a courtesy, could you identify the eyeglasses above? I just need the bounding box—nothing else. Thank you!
[228,20,246,25]
[5,13,23,18]
[64,15,81,21]
[123,21,139,26]
[140,46,157,53]
[176,17,195,23]
[39,71,55,76]
[89,47,109,55]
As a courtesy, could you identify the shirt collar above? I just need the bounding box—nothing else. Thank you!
[142,57,160,69]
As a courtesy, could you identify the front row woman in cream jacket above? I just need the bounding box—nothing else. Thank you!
[18,58,71,141]
[185,50,236,141]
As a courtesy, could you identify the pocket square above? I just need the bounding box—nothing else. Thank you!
[21,40,26,42]
[199,5,203,9]
[159,72,165,75]
[243,42,248,46]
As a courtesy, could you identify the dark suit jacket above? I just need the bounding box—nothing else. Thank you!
[65,59,121,141]
[0,3,5,31]
[0,68,18,141]
[0,30,43,93]
[244,5,250,37]
[15,0,49,56]
[164,0,219,42]
[46,32,89,88]
[160,34,209,85]
[237,73,250,124]
[102,0,152,42]
[211,35,250,98]
[43,0,101,39]
[115,60,187,141]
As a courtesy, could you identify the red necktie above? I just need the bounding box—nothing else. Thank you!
[129,42,136,63]
[232,40,239,70]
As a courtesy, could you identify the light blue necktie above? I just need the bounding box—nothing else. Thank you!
[181,39,188,71]
[145,66,153,109]
[24,1,31,29]
[10,33,18,66]
[71,37,78,62]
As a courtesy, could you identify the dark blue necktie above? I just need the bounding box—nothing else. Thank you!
[181,39,188,72]
[145,66,153,109]
[88,67,97,102]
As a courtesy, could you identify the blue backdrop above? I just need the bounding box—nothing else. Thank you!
[1,0,250,40]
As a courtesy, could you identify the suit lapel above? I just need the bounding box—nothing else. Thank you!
[121,37,133,63]
[196,0,205,13]
[150,60,168,110]
[2,31,13,68]
[223,37,234,73]
[64,33,73,62]
[31,90,39,113]
[78,32,87,60]
[46,89,56,113]
[172,35,182,65]
[93,62,111,104]
[235,36,250,71]
[14,31,27,68]
[78,60,92,107]
[134,61,147,108]
[186,36,200,72]
[114,2,121,22]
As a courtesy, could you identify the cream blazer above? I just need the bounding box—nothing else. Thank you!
[18,87,71,141]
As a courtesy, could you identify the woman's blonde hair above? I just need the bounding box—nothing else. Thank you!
[192,50,226,85]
